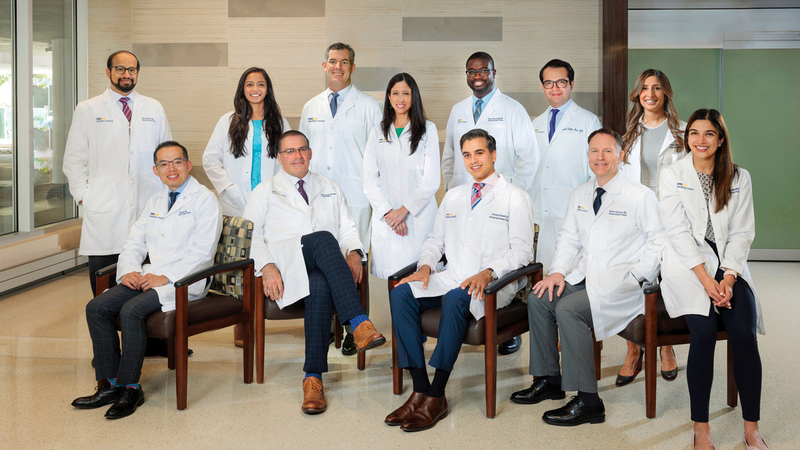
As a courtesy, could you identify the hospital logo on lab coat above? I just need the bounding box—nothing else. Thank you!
[96,118,114,122]
[445,213,458,219]
[307,117,325,123]
[457,119,468,124]
[676,182,693,191]
[577,206,588,213]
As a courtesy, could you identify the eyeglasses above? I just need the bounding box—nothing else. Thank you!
[155,158,187,169]
[466,68,492,78]
[110,65,139,75]
[543,79,569,89]
[278,147,310,156]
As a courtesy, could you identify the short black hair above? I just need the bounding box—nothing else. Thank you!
[460,128,496,153]
[153,140,189,164]
[466,51,494,70]
[279,130,310,150]
[539,59,574,83]
[107,50,140,71]
[588,127,623,152]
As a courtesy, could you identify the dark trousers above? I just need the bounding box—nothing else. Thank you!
[390,283,472,372]
[684,240,761,422]
[88,254,119,296]
[300,231,366,374]
[86,285,162,385]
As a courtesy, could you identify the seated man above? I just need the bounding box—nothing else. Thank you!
[510,128,664,426]
[387,128,535,431]
[71,141,222,419]
[243,130,385,414]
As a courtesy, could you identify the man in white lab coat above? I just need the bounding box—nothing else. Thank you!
[510,128,664,426]
[529,59,602,271]
[243,130,386,415]
[442,51,538,355]
[386,129,535,432]
[71,141,221,420]
[63,50,172,296]
[299,42,382,354]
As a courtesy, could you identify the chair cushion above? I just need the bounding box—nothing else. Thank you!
[420,299,528,346]
[115,294,244,339]
[212,215,254,300]
[619,295,726,345]
[264,298,305,320]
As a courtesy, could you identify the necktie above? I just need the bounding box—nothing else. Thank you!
[471,182,485,210]
[120,97,132,122]
[593,187,605,215]
[473,99,483,123]
[297,180,309,204]
[548,108,559,142]
[168,191,180,211]
[330,92,339,117]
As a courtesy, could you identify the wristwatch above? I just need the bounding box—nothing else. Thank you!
[487,268,498,281]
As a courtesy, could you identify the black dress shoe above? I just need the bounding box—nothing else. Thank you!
[498,336,522,355]
[71,382,123,409]
[104,386,145,420]
[341,332,357,356]
[615,347,644,387]
[510,378,566,404]
[328,332,335,346]
[661,347,678,381]
[542,396,605,426]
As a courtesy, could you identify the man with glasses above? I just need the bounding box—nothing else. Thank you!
[72,141,221,420]
[441,51,538,355]
[527,59,601,272]
[64,50,172,297]
[243,130,386,415]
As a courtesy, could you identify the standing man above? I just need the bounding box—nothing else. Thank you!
[529,59,601,270]
[71,141,221,420]
[441,51,538,354]
[386,129,534,431]
[64,50,172,296]
[509,129,664,426]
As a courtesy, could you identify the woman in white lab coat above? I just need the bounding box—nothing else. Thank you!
[203,67,290,216]
[363,73,440,278]
[616,69,685,386]
[659,109,767,450]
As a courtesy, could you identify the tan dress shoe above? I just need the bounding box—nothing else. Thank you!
[301,377,327,414]
[352,321,386,352]
[400,395,448,432]
[385,391,426,426]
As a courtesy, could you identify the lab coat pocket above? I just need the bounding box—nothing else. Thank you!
[82,177,118,214]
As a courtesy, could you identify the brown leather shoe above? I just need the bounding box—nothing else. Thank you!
[353,321,386,352]
[400,395,448,432]
[301,377,327,414]
[385,391,426,426]
[233,323,244,348]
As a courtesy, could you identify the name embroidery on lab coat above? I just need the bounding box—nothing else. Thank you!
[561,127,584,133]
[577,206,589,213]
[445,213,457,219]
[141,117,156,122]
[487,117,504,122]
[608,210,628,217]
[320,192,336,198]
[731,187,739,194]
[307,118,325,123]
[676,182,693,191]
[489,213,509,222]
[96,118,114,123]
[178,210,192,216]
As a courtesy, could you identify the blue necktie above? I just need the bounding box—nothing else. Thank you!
[474,99,483,123]
[168,191,180,211]
[593,187,605,215]
[330,92,339,117]
[548,108,559,142]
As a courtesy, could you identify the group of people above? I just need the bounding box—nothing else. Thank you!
[62,43,767,449]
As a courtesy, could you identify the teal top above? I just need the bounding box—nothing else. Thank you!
[395,127,404,138]
[251,120,263,190]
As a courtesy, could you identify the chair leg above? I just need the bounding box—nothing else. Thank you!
[243,317,253,384]
[256,309,265,384]
[726,340,738,407]
[485,339,498,419]
[645,341,657,419]
[175,333,189,410]
[167,337,176,370]
[357,351,365,371]
[392,326,403,395]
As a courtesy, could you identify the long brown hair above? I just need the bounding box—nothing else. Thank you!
[685,108,739,213]
[228,67,284,159]
[380,73,427,155]
[622,69,685,163]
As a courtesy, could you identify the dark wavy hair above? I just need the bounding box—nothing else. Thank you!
[685,108,739,213]
[228,67,284,159]
[380,73,427,155]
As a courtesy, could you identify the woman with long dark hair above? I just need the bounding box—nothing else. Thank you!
[362,73,440,278]
[659,109,766,450]
[203,67,289,216]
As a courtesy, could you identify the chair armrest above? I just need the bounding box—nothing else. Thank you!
[95,263,117,279]
[388,262,419,281]
[174,258,254,288]
[643,282,661,296]
[484,262,543,296]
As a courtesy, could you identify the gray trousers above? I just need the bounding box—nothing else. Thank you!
[527,281,598,394]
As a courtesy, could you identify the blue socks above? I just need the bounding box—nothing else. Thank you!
[349,314,368,330]
[305,373,321,380]
[110,378,140,389]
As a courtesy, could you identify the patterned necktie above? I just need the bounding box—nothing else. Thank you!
[168,191,180,211]
[471,182,485,210]
[330,92,339,117]
[297,180,309,204]
[593,187,605,215]
[120,97,132,122]
[548,108,559,142]
[473,99,483,123]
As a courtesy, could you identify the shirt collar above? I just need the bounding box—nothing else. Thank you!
[169,176,192,194]
[472,87,497,109]
[474,171,500,188]
[107,88,136,102]
[327,83,353,103]
[283,171,309,187]
[593,170,623,193]
[547,98,573,115]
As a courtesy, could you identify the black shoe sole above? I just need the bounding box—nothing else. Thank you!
[104,395,145,420]
[510,391,566,405]
[341,346,358,356]
[302,406,327,415]
[357,336,386,352]
[542,414,605,426]
[71,396,121,409]
[400,410,449,432]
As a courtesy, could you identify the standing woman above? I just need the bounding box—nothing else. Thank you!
[659,109,766,450]
[203,67,290,216]
[615,68,684,386]
[363,73,440,278]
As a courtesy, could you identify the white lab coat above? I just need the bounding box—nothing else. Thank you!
[202,111,291,216]
[63,89,172,255]
[442,89,538,192]
[658,156,764,334]
[529,103,601,269]
[116,177,222,313]
[620,119,688,193]
[412,174,535,320]
[363,121,441,278]
[551,173,665,339]
[243,170,365,309]
[299,86,383,249]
